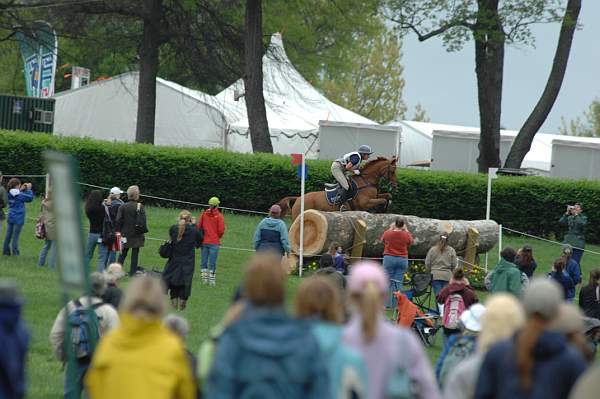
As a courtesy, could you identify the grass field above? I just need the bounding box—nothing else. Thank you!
[2,197,599,398]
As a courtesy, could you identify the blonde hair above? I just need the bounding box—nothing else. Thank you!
[243,253,286,307]
[177,210,192,241]
[295,276,343,323]
[126,185,140,201]
[120,275,167,318]
[104,263,125,284]
[351,282,383,343]
[478,294,525,353]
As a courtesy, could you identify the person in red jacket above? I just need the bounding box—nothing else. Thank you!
[197,197,225,286]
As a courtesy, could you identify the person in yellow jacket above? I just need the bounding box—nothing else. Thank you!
[84,275,195,399]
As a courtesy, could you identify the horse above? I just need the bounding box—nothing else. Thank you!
[277,156,398,222]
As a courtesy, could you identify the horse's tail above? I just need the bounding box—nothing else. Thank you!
[276,196,297,218]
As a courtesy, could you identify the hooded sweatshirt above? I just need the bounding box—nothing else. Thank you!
[84,313,196,399]
[198,208,225,245]
[7,189,33,225]
[490,258,522,297]
[436,281,479,308]
[0,296,30,399]
[343,315,441,399]
[474,331,587,399]
[310,322,368,399]
[205,305,328,399]
[253,217,290,255]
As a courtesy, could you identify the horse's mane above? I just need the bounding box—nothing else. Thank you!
[363,156,392,171]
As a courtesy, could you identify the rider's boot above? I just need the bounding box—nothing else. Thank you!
[337,188,348,207]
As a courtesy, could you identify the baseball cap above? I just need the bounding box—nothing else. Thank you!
[523,278,562,319]
[110,187,123,195]
[269,204,282,215]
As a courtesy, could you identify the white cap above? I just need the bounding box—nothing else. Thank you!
[110,187,123,195]
[460,303,486,332]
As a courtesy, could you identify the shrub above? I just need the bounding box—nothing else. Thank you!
[1,130,598,243]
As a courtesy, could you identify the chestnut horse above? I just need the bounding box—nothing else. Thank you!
[277,157,398,221]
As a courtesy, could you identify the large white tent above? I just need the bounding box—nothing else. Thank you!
[53,72,228,148]
[215,33,378,157]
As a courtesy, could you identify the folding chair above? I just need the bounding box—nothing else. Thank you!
[408,272,436,312]
[393,291,441,347]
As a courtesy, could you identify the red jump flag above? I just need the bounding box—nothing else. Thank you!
[291,153,303,166]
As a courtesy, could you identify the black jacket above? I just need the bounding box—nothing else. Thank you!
[579,285,600,320]
[116,200,146,249]
[162,224,202,297]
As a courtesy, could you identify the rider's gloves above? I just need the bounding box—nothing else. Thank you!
[353,170,360,175]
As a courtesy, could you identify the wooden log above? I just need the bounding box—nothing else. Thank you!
[350,219,367,260]
[289,210,499,258]
[462,227,480,270]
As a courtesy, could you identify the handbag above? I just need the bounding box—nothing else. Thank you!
[134,202,149,234]
[159,240,174,259]
[35,217,46,240]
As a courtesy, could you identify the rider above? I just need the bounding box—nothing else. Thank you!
[331,145,373,205]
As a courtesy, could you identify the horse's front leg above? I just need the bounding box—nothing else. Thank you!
[360,198,389,211]
[376,193,392,201]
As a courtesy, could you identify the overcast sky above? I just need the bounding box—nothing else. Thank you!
[401,1,600,133]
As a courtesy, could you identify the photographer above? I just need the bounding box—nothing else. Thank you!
[2,179,33,256]
[559,203,587,266]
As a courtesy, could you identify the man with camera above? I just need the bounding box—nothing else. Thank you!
[559,203,587,266]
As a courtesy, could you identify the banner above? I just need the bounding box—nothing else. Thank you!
[16,21,58,98]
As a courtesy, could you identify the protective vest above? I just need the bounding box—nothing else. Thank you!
[336,152,361,169]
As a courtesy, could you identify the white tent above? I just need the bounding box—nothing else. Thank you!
[215,33,377,157]
[53,72,228,148]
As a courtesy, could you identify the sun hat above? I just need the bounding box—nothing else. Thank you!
[208,197,220,206]
[104,263,126,281]
[550,303,584,335]
[110,187,123,195]
[522,278,562,320]
[347,261,388,294]
[460,303,486,332]
[269,204,282,215]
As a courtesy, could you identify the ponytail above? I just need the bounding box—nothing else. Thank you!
[359,282,381,343]
[516,317,546,391]
[176,210,192,241]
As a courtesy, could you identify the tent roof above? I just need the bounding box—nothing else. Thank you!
[216,33,377,134]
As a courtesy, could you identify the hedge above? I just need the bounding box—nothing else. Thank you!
[1,130,598,244]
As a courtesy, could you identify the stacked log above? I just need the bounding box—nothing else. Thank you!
[289,210,499,258]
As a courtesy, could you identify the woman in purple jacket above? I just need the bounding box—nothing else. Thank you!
[2,179,33,256]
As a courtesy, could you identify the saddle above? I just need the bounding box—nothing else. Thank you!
[325,180,358,206]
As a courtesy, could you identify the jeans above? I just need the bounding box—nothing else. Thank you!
[432,279,449,296]
[572,247,584,266]
[3,223,24,256]
[119,247,140,276]
[64,358,90,399]
[85,233,109,272]
[201,244,220,272]
[38,239,57,268]
[383,255,408,308]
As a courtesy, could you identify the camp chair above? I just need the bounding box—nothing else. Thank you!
[407,272,436,312]
[393,291,440,347]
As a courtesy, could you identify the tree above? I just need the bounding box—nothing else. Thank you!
[559,99,600,137]
[504,0,581,168]
[321,28,406,124]
[388,0,565,173]
[244,0,272,152]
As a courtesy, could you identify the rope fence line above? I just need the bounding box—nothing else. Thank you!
[78,182,270,216]
[502,226,600,256]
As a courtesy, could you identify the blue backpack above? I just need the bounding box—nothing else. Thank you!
[67,299,103,359]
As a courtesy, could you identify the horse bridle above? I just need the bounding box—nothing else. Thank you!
[354,162,396,190]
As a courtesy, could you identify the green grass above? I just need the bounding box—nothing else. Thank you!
[2,198,600,397]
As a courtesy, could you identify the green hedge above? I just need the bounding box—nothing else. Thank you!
[1,130,598,244]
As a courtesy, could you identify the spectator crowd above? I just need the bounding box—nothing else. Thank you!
[1,175,599,399]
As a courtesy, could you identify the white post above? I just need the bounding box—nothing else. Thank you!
[299,154,306,277]
[498,224,503,261]
[486,172,492,221]
[45,173,50,198]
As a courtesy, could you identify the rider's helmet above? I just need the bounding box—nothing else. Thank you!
[358,145,373,156]
[208,197,220,207]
